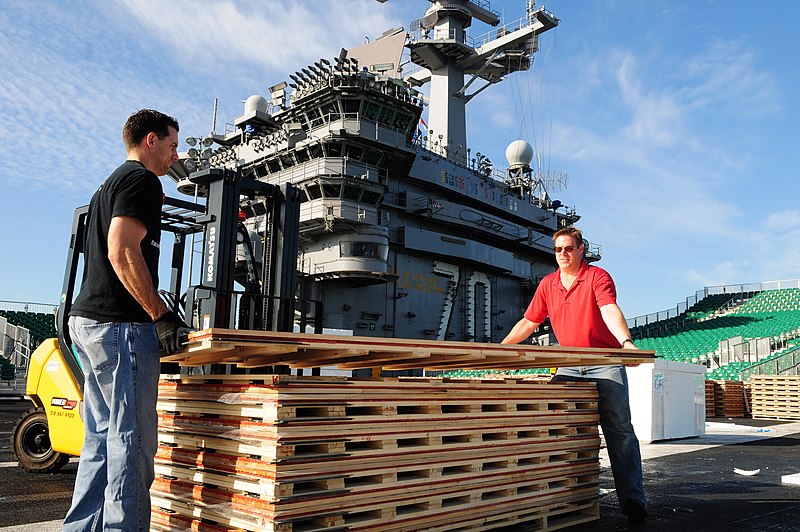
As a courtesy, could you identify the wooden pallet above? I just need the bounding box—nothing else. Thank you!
[151,375,601,531]
[751,375,800,420]
[708,380,746,418]
[161,329,655,371]
[151,477,599,532]
[704,380,716,417]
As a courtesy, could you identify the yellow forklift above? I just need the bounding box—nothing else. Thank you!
[11,168,315,472]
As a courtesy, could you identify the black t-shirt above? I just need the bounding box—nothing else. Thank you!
[70,160,163,323]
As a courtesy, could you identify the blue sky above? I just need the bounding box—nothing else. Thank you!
[1,0,798,321]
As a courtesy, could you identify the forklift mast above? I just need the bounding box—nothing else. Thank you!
[56,167,312,392]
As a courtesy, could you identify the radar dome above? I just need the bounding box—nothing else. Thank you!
[244,95,269,114]
[505,140,534,167]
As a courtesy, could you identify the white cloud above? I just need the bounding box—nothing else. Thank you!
[617,53,685,147]
[113,0,398,74]
[765,209,800,231]
[0,0,414,198]
[680,39,781,117]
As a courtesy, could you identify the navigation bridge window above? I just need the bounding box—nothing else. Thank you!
[300,180,383,206]
[362,101,415,131]
[340,241,388,260]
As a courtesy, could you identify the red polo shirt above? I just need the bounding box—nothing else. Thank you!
[524,261,619,348]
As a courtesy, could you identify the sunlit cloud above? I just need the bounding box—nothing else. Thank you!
[681,39,781,116]
[113,0,398,74]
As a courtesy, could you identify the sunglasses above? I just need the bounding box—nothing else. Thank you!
[554,245,576,253]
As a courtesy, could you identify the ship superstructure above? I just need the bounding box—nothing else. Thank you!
[171,0,596,345]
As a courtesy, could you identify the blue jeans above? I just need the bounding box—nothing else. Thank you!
[63,317,160,532]
[551,365,646,509]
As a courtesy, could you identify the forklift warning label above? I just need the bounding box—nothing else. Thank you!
[51,397,78,410]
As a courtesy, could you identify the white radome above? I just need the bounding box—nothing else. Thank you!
[244,94,269,114]
[505,140,534,167]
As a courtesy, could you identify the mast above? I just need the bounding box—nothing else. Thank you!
[405,0,558,157]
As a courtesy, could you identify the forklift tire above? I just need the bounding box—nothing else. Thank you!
[11,408,70,473]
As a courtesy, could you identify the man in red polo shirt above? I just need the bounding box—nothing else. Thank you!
[502,226,647,526]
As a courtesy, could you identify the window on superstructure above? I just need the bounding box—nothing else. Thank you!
[266,159,281,173]
[306,184,323,200]
[295,148,310,163]
[394,113,412,130]
[343,183,361,201]
[340,242,388,260]
[364,150,382,166]
[320,102,339,121]
[280,154,294,168]
[326,143,343,157]
[361,190,382,206]
[346,145,364,161]
[378,107,395,126]
[309,144,323,159]
[363,102,380,120]
[343,99,360,114]
[307,108,324,128]
[323,183,341,198]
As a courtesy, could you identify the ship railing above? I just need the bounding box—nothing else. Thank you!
[470,15,536,50]
[408,14,537,51]
[306,110,412,152]
[469,0,498,17]
[0,300,58,314]
[585,242,602,259]
[701,280,800,296]
[408,27,466,45]
[357,118,412,150]
[273,156,386,185]
[300,257,326,277]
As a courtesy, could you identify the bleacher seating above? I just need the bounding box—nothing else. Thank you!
[443,287,800,382]
[0,310,57,347]
[1,356,16,381]
[684,292,754,319]
[635,288,800,381]
[441,367,551,379]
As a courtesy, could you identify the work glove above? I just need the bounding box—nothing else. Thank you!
[155,311,191,356]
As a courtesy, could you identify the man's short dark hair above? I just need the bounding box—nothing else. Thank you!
[122,109,179,150]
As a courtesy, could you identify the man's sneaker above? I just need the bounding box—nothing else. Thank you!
[623,499,647,526]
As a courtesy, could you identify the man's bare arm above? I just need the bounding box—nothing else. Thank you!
[600,303,638,350]
[501,317,541,344]
[107,216,168,321]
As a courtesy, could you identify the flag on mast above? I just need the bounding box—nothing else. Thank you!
[413,116,427,142]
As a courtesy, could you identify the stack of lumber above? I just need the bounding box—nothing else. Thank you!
[150,374,601,531]
[708,380,747,418]
[750,375,800,420]
[705,381,717,418]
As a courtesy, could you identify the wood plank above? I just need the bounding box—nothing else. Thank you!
[160,328,655,370]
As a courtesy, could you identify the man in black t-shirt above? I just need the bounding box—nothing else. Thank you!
[63,109,188,532]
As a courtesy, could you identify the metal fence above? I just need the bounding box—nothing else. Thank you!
[0,300,58,314]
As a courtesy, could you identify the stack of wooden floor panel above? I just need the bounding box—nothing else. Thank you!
[708,380,747,418]
[750,375,800,420]
[150,374,601,531]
